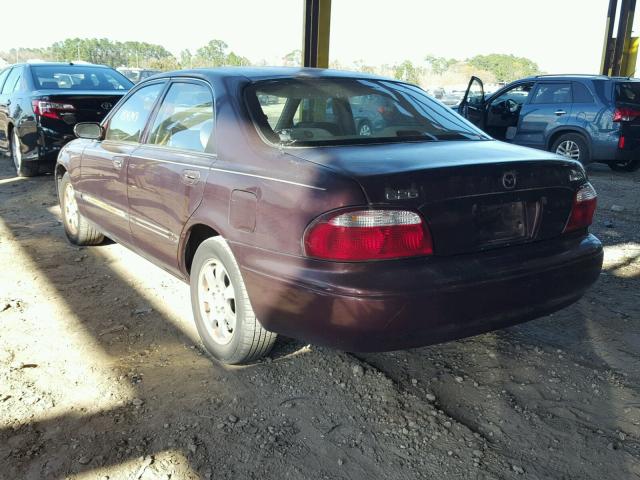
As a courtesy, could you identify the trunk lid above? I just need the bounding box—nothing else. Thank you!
[613,81,640,147]
[33,90,126,132]
[287,140,583,256]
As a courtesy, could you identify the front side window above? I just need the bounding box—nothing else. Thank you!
[148,82,215,153]
[490,83,533,110]
[31,66,132,91]
[531,83,571,104]
[247,78,488,146]
[105,83,164,142]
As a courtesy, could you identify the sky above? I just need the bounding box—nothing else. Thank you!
[0,0,634,74]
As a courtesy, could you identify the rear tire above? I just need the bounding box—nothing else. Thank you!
[551,133,590,164]
[58,173,104,246]
[190,236,276,365]
[11,130,40,177]
[607,157,640,172]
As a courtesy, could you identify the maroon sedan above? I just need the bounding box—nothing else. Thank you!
[55,68,603,364]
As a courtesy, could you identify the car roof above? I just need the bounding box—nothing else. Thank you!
[15,62,112,69]
[146,66,390,83]
[520,74,640,82]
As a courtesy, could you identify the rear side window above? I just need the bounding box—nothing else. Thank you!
[147,82,215,153]
[531,83,571,104]
[0,68,10,92]
[105,83,164,143]
[572,82,594,103]
[615,82,640,104]
[31,66,132,91]
[1,68,22,95]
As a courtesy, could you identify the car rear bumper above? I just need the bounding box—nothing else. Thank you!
[235,233,602,352]
[39,127,75,161]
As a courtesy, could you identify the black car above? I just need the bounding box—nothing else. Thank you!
[0,62,133,176]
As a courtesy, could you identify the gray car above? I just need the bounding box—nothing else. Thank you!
[458,74,640,172]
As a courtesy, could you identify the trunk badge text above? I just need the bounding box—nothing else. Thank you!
[101,102,113,110]
[385,187,419,201]
[502,171,517,190]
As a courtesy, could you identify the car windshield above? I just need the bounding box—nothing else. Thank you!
[246,78,489,146]
[615,82,640,104]
[31,65,133,91]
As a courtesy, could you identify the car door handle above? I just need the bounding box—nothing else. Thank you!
[182,169,200,185]
[554,110,567,116]
[113,157,124,169]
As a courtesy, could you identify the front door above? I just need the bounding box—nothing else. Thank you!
[483,82,534,141]
[77,82,165,244]
[0,67,17,151]
[127,80,215,272]
[459,76,485,127]
[516,82,573,149]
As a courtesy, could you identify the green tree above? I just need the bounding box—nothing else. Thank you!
[425,54,457,75]
[283,49,302,67]
[179,49,193,69]
[194,39,229,67]
[47,38,176,68]
[393,60,423,84]
[467,54,540,82]
[226,51,251,67]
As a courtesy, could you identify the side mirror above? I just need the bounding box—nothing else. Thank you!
[74,122,103,140]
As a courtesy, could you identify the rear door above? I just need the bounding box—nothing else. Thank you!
[77,81,165,245]
[458,76,485,127]
[516,82,573,149]
[127,80,215,272]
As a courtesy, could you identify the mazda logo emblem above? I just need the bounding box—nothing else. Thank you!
[101,102,113,110]
[502,171,517,190]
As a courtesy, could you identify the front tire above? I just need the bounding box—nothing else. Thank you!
[11,130,40,177]
[58,173,104,246]
[190,237,276,364]
[552,133,590,164]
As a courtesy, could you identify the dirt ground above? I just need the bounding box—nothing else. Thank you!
[0,156,638,480]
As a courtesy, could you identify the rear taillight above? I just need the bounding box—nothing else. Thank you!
[304,209,433,261]
[564,183,597,233]
[613,106,640,122]
[618,135,626,149]
[32,99,75,120]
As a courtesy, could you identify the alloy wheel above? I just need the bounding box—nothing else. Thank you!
[197,258,237,345]
[64,182,79,236]
[556,140,580,160]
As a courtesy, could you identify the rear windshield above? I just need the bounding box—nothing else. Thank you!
[246,78,489,146]
[31,66,133,91]
[615,82,640,104]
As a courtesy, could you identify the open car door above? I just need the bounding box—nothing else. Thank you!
[458,76,485,127]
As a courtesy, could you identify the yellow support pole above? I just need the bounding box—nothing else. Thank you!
[302,0,332,68]
[622,37,639,76]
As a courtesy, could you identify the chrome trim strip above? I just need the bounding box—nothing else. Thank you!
[129,154,212,169]
[208,167,326,191]
[81,193,128,219]
[130,216,178,243]
[80,192,177,243]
